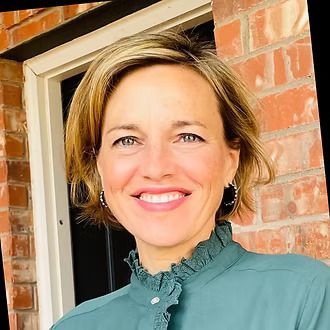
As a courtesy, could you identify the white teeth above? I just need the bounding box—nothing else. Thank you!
[139,192,185,203]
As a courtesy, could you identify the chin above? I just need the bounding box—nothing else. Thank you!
[135,223,193,248]
[117,211,203,249]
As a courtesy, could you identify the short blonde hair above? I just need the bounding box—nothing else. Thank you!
[65,30,274,227]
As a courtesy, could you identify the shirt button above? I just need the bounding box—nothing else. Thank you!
[150,297,160,305]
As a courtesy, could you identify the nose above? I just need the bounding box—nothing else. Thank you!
[139,142,175,180]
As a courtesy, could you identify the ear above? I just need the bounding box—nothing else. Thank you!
[225,148,240,184]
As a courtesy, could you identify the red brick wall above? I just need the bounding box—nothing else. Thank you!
[0,59,37,328]
[213,0,329,263]
[0,3,104,52]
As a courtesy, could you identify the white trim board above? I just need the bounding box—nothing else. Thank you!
[24,0,212,328]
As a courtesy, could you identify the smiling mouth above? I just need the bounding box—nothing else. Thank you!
[133,192,190,204]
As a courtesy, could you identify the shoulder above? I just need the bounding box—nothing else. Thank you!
[51,284,130,329]
[230,248,330,329]
[234,248,330,283]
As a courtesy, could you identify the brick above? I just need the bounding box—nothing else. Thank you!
[265,128,323,176]
[215,19,243,59]
[273,47,287,85]
[11,20,42,45]
[4,133,25,158]
[231,41,312,92]
[232,48,288,93]
[292,221,330,259]
[0,184,9,207]
[309,131,323,169]
[1,234,29,257]
[212,0,262,22]
[0,110,4,129]
[63,4,84,19]
[24,138,30,159]
[255,227,287,254]
[29,235,35,258]
[33,286,38,311]
[286,36,313,79]
[32,8,45,15]
[0,83,22,108]
[0,29,10,52]
[5,259,36,283]
[8,185,28,207]
[259,84,319,132]
[1,12,17,28]
[0,131,5,157]
[41,9,62,31]
[4,109,26,132]
[8,285,33,309]
[231,52,273,92]
[234,220,330,258]
[0,210,10,233]
[63,3,102,20]
[8,161,30,182]
[12,9,61,45]
[0,59,23,82]
[257,221,329,258]
[0,159,8,182]
[18,10,33,23]
[233,230,257,251]
[9,313,16,329]
[3,258,12,282]
[63,4,79,19]
[249,0,309,50]
[9,211,33,233]
[260,175,328,222]
[10,312,39,329]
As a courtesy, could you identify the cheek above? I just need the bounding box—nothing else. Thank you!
[98,155,137,191]
[178,149,225,187]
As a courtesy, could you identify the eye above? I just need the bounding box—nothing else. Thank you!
[179,133,204,143]
[113,136,139,147]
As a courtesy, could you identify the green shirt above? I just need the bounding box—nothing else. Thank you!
[52,221,330,329]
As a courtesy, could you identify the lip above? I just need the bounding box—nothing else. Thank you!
[131,186,191,212]
[131,186,192,197]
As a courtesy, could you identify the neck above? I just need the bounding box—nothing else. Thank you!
[135,223,215,275]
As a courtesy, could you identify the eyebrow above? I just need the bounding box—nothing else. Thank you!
[171,120,207,129]
[106,120,207,135]
[106,124,139,135]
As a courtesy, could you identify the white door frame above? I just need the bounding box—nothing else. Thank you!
[24,0,212,328]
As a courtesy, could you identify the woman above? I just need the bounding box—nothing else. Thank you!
[53,31,330,329]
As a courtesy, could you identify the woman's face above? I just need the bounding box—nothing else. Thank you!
[97,64,239,250]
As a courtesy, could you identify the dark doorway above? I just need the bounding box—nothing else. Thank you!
[60,19,215,306]
[306,1,329,210]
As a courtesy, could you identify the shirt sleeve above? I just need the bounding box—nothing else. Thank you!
[297,269,330,330]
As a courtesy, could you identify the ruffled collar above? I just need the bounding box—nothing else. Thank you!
[125,220,233,294]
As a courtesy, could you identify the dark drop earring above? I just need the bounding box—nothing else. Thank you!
[222,182,238,207]
[100,190,108,208]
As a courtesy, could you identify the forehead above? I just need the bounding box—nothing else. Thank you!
[116,63,213,90]
[104,64,220,126]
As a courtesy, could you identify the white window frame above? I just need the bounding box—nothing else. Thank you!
[23,0,212,328]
